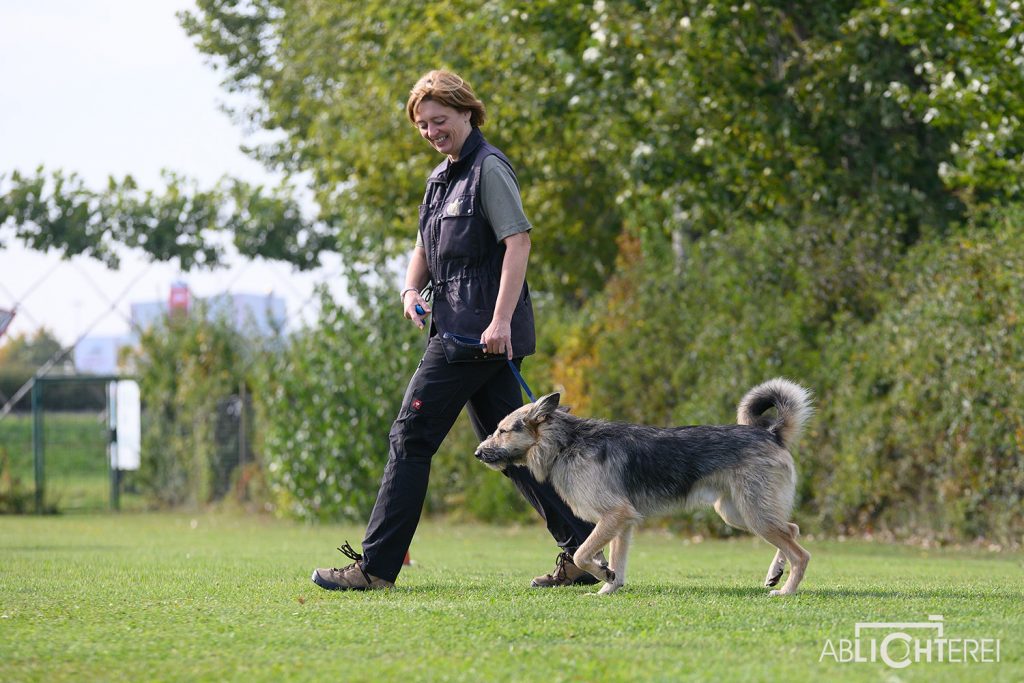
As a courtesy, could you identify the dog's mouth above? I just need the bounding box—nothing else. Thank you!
[474,447,518,470]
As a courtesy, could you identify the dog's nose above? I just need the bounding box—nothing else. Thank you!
[474,449,484,460]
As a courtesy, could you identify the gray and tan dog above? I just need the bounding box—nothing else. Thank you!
[475,378,814,596]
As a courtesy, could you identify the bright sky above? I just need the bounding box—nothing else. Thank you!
[0,0,345,346]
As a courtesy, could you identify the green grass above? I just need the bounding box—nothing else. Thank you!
[0,514,1020,682]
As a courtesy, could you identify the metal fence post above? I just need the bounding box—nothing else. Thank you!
[31,378,43,514]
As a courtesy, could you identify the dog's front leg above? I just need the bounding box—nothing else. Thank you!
[598,524,634,595]
[574,506,638,594]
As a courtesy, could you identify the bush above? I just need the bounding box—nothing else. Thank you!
[253,280,419,521]
[816,205,1024,543]
[132,309,251,507]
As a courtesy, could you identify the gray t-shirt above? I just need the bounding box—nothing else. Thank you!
[416,155,532,248]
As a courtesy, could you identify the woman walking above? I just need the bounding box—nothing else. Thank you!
[312,70,598,590]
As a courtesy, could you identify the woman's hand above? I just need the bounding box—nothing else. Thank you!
[481,232,530,360]
[481,317,513,359]
[401,247,431,329]
[402,290,431,330]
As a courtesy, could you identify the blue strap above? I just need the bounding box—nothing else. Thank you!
[507,360,536,403]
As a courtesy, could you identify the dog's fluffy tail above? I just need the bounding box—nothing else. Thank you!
[736,378,814,450]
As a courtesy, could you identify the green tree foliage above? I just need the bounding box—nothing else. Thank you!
[0,328,63,367]
[0,169,326,271]
[0,329,97,411]
[178,0,627,298]
[6,1,1018,288]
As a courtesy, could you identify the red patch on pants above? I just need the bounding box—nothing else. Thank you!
[411,398,423,412]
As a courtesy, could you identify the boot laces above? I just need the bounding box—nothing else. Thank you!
[331,541,373,585]
[552,551,574,580]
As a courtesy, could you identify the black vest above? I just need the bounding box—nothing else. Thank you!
[418,128,536,357]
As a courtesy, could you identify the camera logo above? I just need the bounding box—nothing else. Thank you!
[820,615,1001,669]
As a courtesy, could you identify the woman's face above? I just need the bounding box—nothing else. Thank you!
[414,99,472,160]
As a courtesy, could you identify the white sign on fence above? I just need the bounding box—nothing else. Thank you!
[108,380,141,470]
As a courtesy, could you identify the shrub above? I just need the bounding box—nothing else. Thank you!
[817,205,1024,543]
[132,308,251,506]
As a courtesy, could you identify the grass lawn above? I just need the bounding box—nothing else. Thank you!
[0,513,1020,682]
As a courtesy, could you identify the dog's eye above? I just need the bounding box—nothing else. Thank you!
[497,428,507,435]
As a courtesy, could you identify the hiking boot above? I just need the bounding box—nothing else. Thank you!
[530,550,605,588]
[312,542,394,591]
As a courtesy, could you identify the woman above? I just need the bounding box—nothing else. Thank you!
[312,70,598,590]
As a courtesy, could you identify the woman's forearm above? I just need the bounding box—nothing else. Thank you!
[493,232,531,322]
[404,246,430,293]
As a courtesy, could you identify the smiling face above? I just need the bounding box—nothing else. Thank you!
[414,99,473,160]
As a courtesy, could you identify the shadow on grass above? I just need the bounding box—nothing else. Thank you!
[381,580,1000,603]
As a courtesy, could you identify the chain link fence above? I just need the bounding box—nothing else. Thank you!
[0,379,257,514]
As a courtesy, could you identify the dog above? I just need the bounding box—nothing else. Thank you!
[474,378,814,596]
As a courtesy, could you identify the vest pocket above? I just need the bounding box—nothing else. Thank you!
[438,195,478,259]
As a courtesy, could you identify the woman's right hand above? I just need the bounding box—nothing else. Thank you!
[402,290,431,330]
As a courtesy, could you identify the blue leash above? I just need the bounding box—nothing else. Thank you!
[416,305,536,402]
[507,359,536,402]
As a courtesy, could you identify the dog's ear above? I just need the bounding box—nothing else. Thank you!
[557,405,572,414]
[527,393,561,424]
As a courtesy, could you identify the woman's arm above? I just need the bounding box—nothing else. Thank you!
[401,246,431,329]
[480,231,531,358]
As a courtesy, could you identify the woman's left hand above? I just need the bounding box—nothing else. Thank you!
[481,318,513,359]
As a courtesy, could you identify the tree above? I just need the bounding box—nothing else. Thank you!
[131,308,253,506]
[0,169,326,271]
[178,0,626,300]
[0,328,94,411]
[0,328,63,368]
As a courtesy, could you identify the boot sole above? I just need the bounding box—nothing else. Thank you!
[311,570,370,591]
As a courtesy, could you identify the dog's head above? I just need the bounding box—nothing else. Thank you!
[474,393,564,472]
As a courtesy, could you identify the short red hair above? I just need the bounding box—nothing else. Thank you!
[406,70,486,127]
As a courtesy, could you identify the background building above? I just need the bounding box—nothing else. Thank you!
[74,285,286,374]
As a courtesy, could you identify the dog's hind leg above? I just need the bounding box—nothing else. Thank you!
[758,523,809,597]
[764,550,787,588]
[599,524,634,595]
[716,494,788,588]
[714,495,750,532]
[763,523,799,587]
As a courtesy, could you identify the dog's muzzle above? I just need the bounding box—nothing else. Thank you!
[474,447,511,468]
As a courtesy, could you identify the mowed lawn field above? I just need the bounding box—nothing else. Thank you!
[1,513,1021,682]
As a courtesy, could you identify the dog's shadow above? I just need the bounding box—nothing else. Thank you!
[382,580,1002,603]
[623,583,995,602]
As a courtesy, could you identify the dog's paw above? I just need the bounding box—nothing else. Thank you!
[764,568,784,588]
[598,583,622,595]
[768,589,793,597]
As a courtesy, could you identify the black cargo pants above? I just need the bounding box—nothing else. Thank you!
[360,335,595,583]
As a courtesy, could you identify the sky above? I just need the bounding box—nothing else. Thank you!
[0,0,346,347]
